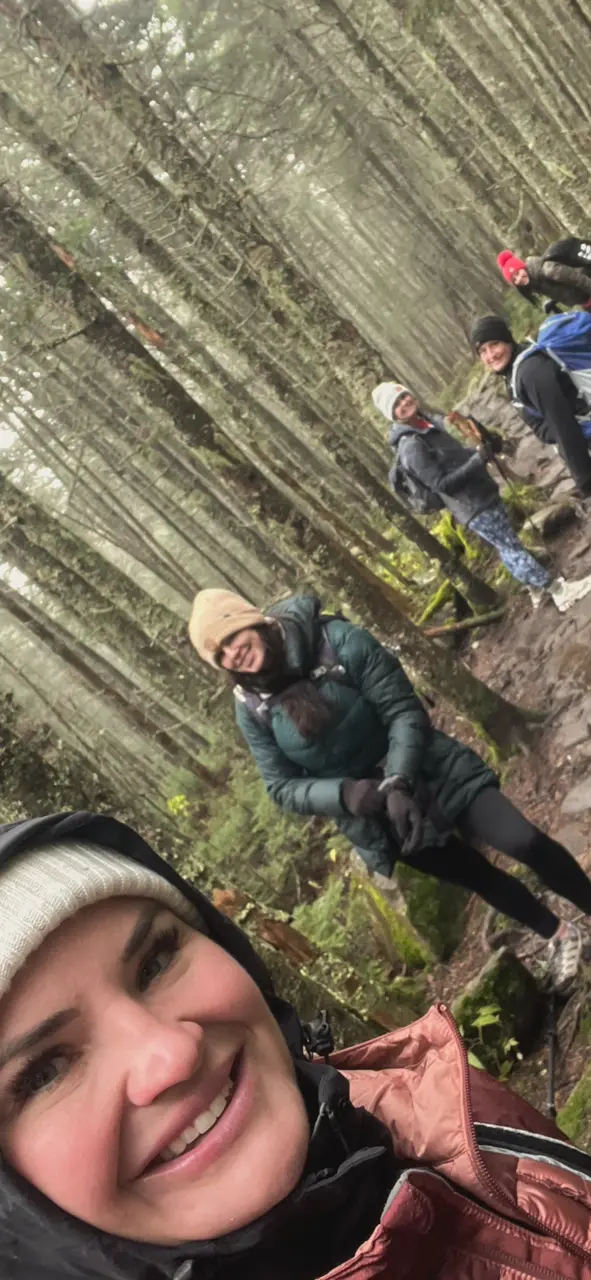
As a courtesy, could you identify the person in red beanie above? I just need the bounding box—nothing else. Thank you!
[497,244,591,310]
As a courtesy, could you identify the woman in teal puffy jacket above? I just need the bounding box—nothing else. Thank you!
[190,588,591,984]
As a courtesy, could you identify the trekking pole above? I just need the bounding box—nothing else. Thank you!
[467,414,519,497]
[546,989,558,1121]
[447,411,518,495]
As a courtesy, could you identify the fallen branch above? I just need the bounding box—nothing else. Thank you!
[423,607,505,637]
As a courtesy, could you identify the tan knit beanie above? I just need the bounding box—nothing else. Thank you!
[0,841,203,1002]
[188,588,266,667]
[372,381,411,421]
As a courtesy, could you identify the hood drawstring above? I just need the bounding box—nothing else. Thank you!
[312,1069,354,1158]
[302,1010,334,1063]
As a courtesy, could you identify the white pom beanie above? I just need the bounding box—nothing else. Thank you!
[0,841,203,1002]
[371,381,411,421]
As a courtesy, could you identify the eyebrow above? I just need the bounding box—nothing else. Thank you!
[0,1008,78,1073]
[120,902,164,965]
[0,905,165,1074]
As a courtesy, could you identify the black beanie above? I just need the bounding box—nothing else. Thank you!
[470,315,513,350]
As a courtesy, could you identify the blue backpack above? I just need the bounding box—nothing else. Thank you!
[511,310,591,439]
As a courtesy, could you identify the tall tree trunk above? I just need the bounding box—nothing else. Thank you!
[13,0,385,400]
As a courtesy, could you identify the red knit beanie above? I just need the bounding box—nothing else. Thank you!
[497,249,527,284]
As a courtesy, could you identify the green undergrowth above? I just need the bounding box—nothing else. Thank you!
[293,872,431,973]
[558,1066,591,1148]
[0,692,148,832]
[292,870,432,1024]
[167,738,439,1022]
[395,861,469,960]
[168,751,332,911]
[453,948,543,1077]
[503,289,546,342]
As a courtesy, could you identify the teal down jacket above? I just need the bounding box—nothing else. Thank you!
[234,596,496,876]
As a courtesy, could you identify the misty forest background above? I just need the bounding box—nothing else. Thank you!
[0,0,589,1037]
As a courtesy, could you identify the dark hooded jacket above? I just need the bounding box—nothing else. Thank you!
[388,415,498,525]
[235,595,495,875]
[3,814,591,1280]
[0,811,396,1280]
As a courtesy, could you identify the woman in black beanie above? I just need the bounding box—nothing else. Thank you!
[471,313,591,500]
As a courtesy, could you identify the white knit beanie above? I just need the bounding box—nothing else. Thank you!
[371,381,411,421]
[0,841,204,1002]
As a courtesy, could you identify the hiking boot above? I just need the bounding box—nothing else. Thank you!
[547,921,582,993]
[549,574,591,612]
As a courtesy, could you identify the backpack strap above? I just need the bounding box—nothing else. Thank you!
[511,339,582,420]
[233,683,274,725]
[311,615,349,682]
[510,343,544,418]
[234,619,351,729]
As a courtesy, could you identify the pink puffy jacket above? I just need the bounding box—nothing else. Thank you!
[325,1003,591,1278]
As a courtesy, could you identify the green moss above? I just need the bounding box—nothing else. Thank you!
[257,939,380,1049]
[501,482,544,526]
[430,510,481,562]
[580,1011,591,1045]
[558,1063,591,1148]
[367,973,431,1029]
[396,862,469,959]
[357,877,432,970]
[452,948,542,1076]
[417,579,454,627]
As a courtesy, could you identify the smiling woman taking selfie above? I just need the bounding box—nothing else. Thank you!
[1,812,591,1278]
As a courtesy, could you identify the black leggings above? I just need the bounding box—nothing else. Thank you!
[408,787,591,939]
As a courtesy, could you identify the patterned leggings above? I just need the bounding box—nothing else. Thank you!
[468,502,550,588]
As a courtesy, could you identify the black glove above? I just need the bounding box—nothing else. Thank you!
[488,432,504,457]
[385,781,423,854]
[341,778,386,818]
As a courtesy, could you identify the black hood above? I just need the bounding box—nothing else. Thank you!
[0,813,395,1280]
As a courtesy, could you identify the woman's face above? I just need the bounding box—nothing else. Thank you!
[0,897,309,1244]
[512,267,529,287]
[477,340,513,373]
[393,392,419,421]
[220,627,267,674]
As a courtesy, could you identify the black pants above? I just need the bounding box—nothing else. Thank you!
[552,417,591,491]
[408,787,591,939]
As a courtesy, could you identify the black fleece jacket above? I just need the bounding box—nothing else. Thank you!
[505,346,591,488]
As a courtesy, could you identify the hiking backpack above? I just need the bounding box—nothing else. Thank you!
[389,432,445,516]
[510,310,591,439]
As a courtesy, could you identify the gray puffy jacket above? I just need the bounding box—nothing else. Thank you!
[388,416,498,525]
